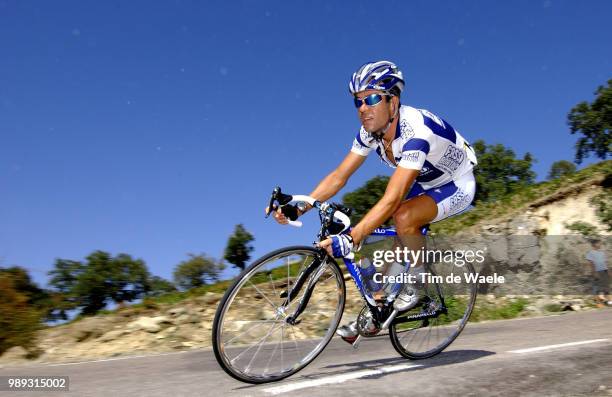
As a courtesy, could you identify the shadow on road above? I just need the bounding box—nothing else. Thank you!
[291,349,496,381]
[231,349,494,390]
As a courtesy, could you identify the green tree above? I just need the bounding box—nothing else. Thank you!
[224,224,255,271]
[48,259,85,318]
[173,254,224,290]
[565,221,598,237]
[567,79,612,164]
[0,266,57,321]
[472,140,536,202]
[106,253,150,304]
[342,175,390,225]
[590,189,612,231]
[48,251,151,316]
[547,160,577,180]
[0,273,43,356]
[145,276,177,297]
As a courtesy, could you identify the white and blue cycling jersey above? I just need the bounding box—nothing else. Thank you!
[351,105,478,222]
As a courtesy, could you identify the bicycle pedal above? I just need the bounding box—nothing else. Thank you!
[340,335,358,345]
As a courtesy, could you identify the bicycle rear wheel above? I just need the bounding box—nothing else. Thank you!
[212,246,345,383]
[389,261,477,359]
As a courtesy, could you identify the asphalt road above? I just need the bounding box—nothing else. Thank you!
[1,309,611,397]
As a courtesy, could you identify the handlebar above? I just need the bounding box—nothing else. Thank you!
[265,187,352,233]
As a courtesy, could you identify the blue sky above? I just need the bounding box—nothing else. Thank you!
[1,1,611,288]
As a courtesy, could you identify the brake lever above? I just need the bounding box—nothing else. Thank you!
[265,186,281,218]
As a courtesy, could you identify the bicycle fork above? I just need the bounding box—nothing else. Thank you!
[283,259,329,325]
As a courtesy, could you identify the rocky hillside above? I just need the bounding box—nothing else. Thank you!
[1,161,610,367]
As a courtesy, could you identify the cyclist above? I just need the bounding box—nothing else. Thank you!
[271,60,478,342]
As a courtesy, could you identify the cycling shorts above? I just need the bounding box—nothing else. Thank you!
[405,171,476,223]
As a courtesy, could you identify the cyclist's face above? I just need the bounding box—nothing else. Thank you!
[355,90,395,134]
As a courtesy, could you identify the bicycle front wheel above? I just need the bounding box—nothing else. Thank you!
[212,246,345,383]
[389,261,477,359]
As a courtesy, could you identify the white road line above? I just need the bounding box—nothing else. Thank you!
[262,363,423,395]
[46,351,189,367]
[508,338,610,354]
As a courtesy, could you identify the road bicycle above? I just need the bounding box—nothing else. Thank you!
[212,187,478,384]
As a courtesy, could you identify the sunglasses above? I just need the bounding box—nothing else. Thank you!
[353,93,391,108]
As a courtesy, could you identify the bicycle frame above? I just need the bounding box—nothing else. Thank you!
[285,225,436,328]
[268,188,445,330]
[340,225,436,325]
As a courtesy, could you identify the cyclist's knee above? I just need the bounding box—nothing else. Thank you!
[393,208,421,234]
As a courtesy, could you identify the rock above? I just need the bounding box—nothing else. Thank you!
[117,308,140,318]
[127,316,172,333]
[1,346,28,360]
[99,329,128,342]
[167,307,187,317]
[198,292,222,305]
[175,314,201,325]
[485,294,497,303]
[70,317,117,342]
[164,326,177,334]
[170,340,185,350]
[488,237,508,261]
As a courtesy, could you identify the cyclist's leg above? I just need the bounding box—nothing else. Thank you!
[393,193,438,264]
[391,173,476,307]
[388,194,437,308]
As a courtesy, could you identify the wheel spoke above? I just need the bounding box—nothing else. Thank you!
[248,280,279,312]
[232,322,282,367]
[391,262,477,359]
[244,322,282,373]
[213,248,345,382]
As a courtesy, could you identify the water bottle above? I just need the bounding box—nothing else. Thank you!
[384,261,410,301]
[358,257,383,292]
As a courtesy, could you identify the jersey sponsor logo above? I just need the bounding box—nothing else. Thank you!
[448,189,470,213]
[419,164,437,177]
[399,119,414,140]
[401,151,421,163]
[437,145,465,172]
[373,227,394,234]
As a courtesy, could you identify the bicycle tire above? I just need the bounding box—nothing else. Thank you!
[212,246,346,384]
[389,261,477,359]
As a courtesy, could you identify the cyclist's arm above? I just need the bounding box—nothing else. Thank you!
[349,167,419,245]
[300,152,366,214]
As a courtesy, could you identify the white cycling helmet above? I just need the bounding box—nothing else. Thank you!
[349,60,405,97]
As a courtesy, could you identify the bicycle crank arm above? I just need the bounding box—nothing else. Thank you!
[392,307,444,324]
[352,309,399,350]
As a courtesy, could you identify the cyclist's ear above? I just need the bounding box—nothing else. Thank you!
[389,95,397,111]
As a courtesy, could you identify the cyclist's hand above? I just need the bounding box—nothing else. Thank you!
[266,206,289,225]
[318,234,353,258]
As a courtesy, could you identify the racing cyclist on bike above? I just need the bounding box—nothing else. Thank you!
[271,60,478,343]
